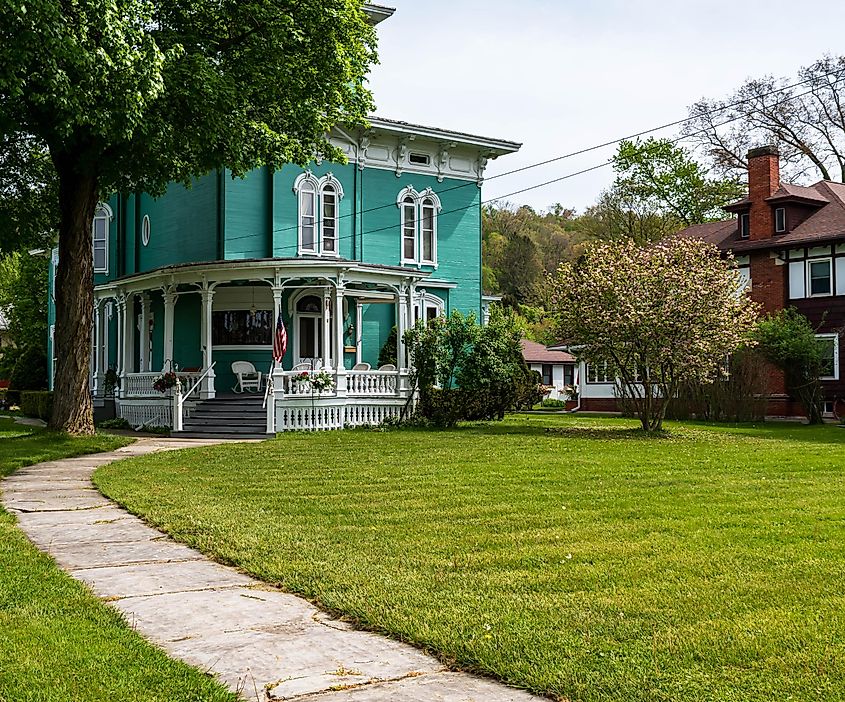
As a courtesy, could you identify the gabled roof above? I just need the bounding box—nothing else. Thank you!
[678,178,845,251]
[521,339,575,364]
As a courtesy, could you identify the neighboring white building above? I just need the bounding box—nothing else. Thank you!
[521,339,575,401]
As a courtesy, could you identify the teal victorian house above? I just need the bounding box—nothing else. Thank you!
[47,4,520,435]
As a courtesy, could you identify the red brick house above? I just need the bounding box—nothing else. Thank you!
[678,146,845,418]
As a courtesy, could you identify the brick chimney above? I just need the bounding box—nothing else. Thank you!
[747,145,780,241]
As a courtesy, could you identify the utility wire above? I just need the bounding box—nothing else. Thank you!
[221,73,845,254]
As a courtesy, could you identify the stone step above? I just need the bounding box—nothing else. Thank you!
[182,422,266,433]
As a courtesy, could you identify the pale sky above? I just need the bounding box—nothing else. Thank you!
[367,0,845,213]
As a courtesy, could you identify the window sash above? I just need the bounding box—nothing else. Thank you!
[740,213,750,239]
[421,202,435,263]
[775,207,786,233]
[402,201,416,261]
[92,216,108,272]
[300,189,316,252]
[541,364,554,385]
[808,259,832,296]
[321,190,337,254]
[816,334,839,380]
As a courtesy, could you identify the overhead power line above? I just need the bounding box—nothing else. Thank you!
[220,72,845,254]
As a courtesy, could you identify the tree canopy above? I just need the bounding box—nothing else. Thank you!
[0,0,378,433]
[550,238,759,432]
[683,55,845,182]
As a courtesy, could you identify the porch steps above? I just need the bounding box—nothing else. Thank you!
[175,394,272,440]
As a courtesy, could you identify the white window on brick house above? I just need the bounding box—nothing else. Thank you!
[817,334,839,380]
[775,207,787,233]
[740,213,750,239]
[808,258,833,297]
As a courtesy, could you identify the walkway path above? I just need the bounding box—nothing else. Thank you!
[2,438,540,702]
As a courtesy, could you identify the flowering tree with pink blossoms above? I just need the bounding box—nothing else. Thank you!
[550,238,760,432]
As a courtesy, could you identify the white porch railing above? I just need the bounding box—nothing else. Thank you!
[347,370,398,396]
[122,371,204,398]
[273,369,401,398]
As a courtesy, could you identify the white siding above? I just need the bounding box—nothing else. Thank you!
[788,261,806,299]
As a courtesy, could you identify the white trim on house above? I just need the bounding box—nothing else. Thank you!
[396,186,440,267]
[293,171,345,257]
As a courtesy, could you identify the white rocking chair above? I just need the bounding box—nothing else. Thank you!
[231,361,262,393]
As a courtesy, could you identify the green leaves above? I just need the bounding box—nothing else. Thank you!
[612,138,745,227]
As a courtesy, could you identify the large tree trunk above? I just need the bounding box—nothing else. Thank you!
[49,152,99,434]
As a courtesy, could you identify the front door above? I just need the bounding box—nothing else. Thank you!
[297,314,323,368]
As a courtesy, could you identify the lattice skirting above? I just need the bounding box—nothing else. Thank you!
[117,401,172,429]
[275,401,406,432]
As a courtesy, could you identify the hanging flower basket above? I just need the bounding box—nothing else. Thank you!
[152,371,180,393]
[291,370,335,393]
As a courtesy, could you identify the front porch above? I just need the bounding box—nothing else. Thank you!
[91,259,443,431]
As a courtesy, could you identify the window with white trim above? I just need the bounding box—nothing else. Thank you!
[808,258,832,297]
[775,207,786,233]
[817,334,839,380]
[293,172,343,256]
[587,361,612,383]
[397,186,441,266]
[414,292,445,325]
[92,204,110,273]
[739,213,750,239]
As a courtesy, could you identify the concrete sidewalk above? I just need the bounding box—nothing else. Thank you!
[2,438,540,702]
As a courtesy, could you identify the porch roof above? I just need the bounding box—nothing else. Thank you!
[96,257,433,294]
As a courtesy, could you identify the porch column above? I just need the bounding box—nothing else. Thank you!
[92,301,101,395]
[271,285,285,397]
[122,294,135,378]
[396,285,407,372]
[163,287,177,370]
[200,287,216,399]
[139,293,151,372]
[355,300,363,365]
[334,285,347,397]
[322,288,332,370]
[115,296,125,389]
[271,285,283,365]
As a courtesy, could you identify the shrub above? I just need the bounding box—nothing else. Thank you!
[19,390,53,421]
[378,326,398,368]
[98,417,131,430]
[9,345,48,395]
[540,398,568,408]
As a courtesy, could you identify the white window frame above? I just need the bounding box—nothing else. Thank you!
[739,212,750,239]
[92,203,112,274]
[775,207,787,233]
[587,360,612,384]
[816,333,839,381]
[414,291,445,325]
[141,214,151,247]
[807,257,833,298]
[293,171,344,257]
[396,186,441,266]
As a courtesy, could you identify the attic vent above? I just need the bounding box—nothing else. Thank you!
[409,152,431,166]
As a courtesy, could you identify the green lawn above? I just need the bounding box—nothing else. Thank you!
[0,418,237,702]
[94,416,845,702]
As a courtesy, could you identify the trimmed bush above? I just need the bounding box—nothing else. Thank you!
[9,345,48,394]
[19,390,53,421]
[97,417,131,430]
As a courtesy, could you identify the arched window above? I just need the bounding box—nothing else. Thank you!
[397,187,440,266]
[420,196,437,264]
[298,178,317,253]
[141,214,151,247]
[293,172,344,256]
[322,183,338,254]
[296,295,322,313]
[401,195,417,262]
[92,203,112,273]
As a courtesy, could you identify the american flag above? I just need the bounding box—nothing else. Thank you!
[273,311,287,363]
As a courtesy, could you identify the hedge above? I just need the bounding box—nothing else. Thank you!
[20,391,53,421]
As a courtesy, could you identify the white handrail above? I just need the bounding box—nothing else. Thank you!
[263,362,274,410]
[183,361,217,400]
[173,362,217,432]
